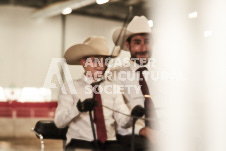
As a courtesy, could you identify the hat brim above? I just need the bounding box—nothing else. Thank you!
[112,27,151,51]
[64,44,118,65]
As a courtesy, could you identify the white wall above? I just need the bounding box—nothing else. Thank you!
[0,6,130,100]
[0,6,62,88]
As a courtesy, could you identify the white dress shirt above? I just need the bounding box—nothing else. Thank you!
[110,60,159,135]
[54,74,131,144]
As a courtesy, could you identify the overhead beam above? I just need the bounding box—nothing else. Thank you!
[32,0,95,19]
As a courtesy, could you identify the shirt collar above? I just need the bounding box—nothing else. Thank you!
[82,74,94,85]
[129,60,151,72]
[81,74,102,85]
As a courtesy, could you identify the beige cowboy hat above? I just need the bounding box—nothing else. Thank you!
[112,16,151,51]
[64,36,120,65]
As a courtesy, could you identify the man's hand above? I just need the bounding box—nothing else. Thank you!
[139,127,159,144]
[77,99,95,112]
[131,105,145,118]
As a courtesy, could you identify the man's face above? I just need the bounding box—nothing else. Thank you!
[126,34,151,65]
[80,56,109,80]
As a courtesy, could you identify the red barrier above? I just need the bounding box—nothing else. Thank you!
[0,101,58,118]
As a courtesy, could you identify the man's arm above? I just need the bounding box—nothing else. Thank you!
[112,86,145,129]
[54,82,80,128]
[139,127,159,144]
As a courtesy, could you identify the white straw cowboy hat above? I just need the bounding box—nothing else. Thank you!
[64,36,120,65]
[112,16,151,51]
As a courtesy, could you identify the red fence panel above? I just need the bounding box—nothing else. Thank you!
[0,101,58,118]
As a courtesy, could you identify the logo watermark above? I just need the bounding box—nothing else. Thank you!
[43,58,186,95]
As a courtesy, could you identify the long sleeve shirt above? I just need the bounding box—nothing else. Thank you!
[110,60,160,135]
[54,74,131,144]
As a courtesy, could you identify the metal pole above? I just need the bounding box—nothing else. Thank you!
[131,118,136,151]
[89,111,99,150]
[60,14,66,83]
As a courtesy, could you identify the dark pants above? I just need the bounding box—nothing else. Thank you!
[116,134,151,151]
[66,139,124,151]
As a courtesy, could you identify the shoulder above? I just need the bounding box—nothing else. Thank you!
[109,66,122,72]
[60,78,84,94]
[104,66,131,83]
[108,65,131,75]
[65,79,81,88]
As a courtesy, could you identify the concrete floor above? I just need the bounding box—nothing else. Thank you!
[0,137,63,151]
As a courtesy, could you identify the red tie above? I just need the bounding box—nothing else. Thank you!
[136,67,157,128]
[93,86,107,143]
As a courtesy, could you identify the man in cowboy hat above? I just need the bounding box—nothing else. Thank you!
[54,36,145,151]
[111,16,159,151]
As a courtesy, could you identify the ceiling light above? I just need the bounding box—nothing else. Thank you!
[148,20,153,27]
[204,30,213,37]
[188,11,198,19]
[96,0,109,5]
[62,7,72,15]
[32,0,95,19]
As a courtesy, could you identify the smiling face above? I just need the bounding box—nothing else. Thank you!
[80,56,109,80]
[126,33,151,65]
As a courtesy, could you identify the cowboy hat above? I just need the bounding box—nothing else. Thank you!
[112,16,151,51]
[64,36,120,65]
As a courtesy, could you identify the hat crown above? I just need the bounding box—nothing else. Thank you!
[127,16,151,33]
[64,36,116,65]
[83,36,109,53]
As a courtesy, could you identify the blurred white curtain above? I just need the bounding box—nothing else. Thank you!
[151,0,226,151]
